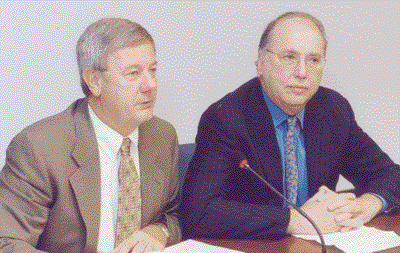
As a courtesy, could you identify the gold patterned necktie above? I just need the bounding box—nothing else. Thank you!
[115,137,142,246]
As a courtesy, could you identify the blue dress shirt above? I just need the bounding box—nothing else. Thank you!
[262,90,309,207]
[261,89,388,211]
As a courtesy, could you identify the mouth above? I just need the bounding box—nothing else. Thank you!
[136,100,154,108]
[287,85,308,94]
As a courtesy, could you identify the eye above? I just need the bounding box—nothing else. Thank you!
[281,54,297,61]
[308,57,321,64]
[127,70,139,76]
[149,67,157,73]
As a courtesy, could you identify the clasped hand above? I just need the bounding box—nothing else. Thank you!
[109,224,168,253]
[288,186,383,235]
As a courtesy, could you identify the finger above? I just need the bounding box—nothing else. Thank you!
[337,192,356,200]
[335,212,353,222]
[115,244,131,253]
[151,241,164,251]
[327,199,352,211]
[327,194,357,211]
[131,242,147,253]
[143,243,155,253]
[115,239,139,253]
[338,216,365,229]
[340,225,361,233]
[333,202,362,214]
[312,186,334,202]
[149,241,164,252]
[318,185,330,193]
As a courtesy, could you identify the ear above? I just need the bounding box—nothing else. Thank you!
[82,67,103,97]
[256,51,264,75]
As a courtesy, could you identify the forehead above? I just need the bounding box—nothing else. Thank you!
[269,17,325,54]
[107,41,156,68]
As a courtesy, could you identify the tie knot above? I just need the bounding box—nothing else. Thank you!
[120,137,132,156]
[287,117,297,129]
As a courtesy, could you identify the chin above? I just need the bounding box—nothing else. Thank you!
[134,110,154,124]
[288,92,314,103]
[285,97,307,106]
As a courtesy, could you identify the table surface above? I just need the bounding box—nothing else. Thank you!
[193,211,400,253]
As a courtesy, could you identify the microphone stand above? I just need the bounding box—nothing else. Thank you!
[241,161,327,253]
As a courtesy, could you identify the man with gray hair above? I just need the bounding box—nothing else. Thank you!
[181,11,400,239]
[0,18,180,252]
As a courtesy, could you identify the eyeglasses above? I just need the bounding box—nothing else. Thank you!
[264,49,326,70]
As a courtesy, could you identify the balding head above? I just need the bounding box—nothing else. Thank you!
[258,12,328,55]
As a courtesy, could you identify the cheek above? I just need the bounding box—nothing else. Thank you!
[310,72,323,88]
[261,65,288,83]
[271,71,292,90]
[109,87,140,109]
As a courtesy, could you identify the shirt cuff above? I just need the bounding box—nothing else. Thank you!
[367,192,388,213]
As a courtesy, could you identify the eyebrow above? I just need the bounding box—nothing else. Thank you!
[122,61,158,71]
[281,50,323,57]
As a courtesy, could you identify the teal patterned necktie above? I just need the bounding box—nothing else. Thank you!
[284,117,298,206]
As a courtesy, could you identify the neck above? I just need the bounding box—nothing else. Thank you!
[280,104,303,117]
[88,96,139,137]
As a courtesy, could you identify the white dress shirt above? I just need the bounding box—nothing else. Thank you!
[88,106,140,253]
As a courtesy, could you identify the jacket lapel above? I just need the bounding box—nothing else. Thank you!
[69,99,101,252]
[304,90,333,196]
[243,79,283,193]
[138,118,164,226]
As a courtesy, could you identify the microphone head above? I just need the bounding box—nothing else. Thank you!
[233,150,248,169]
[239,159,248,169]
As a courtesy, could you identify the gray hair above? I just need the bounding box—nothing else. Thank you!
[258,12,328,54]
[76,18,154,96]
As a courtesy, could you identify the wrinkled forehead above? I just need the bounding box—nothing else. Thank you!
[105,40,156,69]
[269,17,325,55]
[105,39,155,66]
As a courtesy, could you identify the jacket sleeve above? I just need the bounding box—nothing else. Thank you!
[162,134,182,245]
[339,98,400,213]
[180,105,290,240]
[0,133,52,252]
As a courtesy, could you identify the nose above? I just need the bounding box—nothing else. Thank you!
[139,71,157,92]
[294,59,307,79]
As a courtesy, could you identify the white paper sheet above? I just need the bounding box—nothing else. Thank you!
[294,226,400,253]
[155,239,244,253]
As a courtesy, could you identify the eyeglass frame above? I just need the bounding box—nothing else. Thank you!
[262,49,327,70]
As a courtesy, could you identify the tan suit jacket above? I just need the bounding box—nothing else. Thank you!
[0,98,181,252]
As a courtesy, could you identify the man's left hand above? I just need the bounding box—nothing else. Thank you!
[313,187,383,232]
[331,193,383,232]
[110,224,168,253]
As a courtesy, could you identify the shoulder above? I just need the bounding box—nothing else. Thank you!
[202,77,262,121]
[304,87,356,136]
[211,77,261,109]
[139,116,178,142]
[7,99,87,157]
[308,87,354,118]
[312,87,351,105]
[142,116,176,134]
[3,99,88,189]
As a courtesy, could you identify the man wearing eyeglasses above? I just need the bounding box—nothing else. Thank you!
[181,11,400,239]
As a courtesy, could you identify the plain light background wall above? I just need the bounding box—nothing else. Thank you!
[1,1,399,190]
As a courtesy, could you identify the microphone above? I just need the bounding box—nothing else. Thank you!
[237,155,327,253]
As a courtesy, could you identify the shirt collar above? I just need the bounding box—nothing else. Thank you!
[88,105,139,156]
[262,88,305,128]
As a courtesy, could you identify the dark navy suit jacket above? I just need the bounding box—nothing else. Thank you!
[181,77,400,240]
